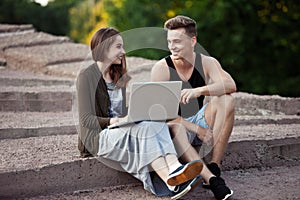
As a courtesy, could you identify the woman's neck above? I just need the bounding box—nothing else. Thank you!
[97,61,112,83]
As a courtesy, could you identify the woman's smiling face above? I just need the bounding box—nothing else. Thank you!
[106,35,125,65]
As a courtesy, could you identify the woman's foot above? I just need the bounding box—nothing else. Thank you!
[170,176,201,200]
[167,160,203,186]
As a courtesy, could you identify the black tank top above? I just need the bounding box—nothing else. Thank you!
[165,53,206,117]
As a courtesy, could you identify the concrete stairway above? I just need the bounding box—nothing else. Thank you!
[0,24,299,199]
[0,69,141,199]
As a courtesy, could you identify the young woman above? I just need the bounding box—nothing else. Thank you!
[76,27,203,199]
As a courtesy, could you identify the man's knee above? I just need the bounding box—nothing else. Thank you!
[224,94,235,111]
[211,94,235,111]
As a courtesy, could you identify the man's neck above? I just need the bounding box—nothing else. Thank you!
[171,53,196,82]
[173,52,195,70]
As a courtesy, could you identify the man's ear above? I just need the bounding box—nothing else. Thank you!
[191,36,197,47]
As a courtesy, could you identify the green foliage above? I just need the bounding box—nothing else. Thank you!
[0,0,79,36]
[69,0,105,43]
[102,0,299,97]
[0,0,299,96]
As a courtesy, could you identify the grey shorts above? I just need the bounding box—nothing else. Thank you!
[184,104,211,146]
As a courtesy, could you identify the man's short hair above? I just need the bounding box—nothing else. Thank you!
[164,15,197,38]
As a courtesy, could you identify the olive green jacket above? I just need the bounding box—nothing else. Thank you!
[76,63,126,157]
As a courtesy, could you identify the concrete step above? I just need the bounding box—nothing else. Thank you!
[1,82,299,115]
[0,69,75,112]
[0,24,70,69]
[0,76,73,87]
[0,125,76,140]
[0,124,299,198]
[2,66,299,116]
[233,92,300,115]
[0,112,76,139]
[26,165,300,200]
[0,68,74,87]
[0,110,299,140]
[0,85,73,112]
[223,123,300,170]
[234,114,300,126]
[0,24,34,37]
[0,134,137,199]
[4,43,91,73]
[0,134,78,173]
[0,30,70,51]
[0,69,74,112]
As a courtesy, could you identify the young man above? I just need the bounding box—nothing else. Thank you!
[151,15,236,200]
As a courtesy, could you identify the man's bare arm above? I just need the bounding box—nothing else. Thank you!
[181,56,236,104]
[151,60,170,82]
[201,56,236,96]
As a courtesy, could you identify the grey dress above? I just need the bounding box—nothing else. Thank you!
[98,121,176,196]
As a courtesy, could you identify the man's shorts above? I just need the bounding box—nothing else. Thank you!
[184,103,211,146]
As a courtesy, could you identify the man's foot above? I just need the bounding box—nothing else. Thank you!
[170,176,201,200]
[203,162,221,188]
[167,160,203,186]
[207,162,221,177]
[209,176,233,200]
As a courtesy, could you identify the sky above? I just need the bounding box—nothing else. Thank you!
[34,0,49,6]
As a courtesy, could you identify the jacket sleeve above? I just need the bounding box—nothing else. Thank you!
[76,72,110,130]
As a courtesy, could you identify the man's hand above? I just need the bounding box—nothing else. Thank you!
[168,116,214,146]
[167,116,183,125]
[201,129,214,146]
[184,122,212,146]
[181,88,201,104]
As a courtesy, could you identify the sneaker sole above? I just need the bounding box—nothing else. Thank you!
[171,176,201,200]
[222,190,233,200]
[168,160,203,186]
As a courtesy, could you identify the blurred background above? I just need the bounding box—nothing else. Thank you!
[0,0,299,97]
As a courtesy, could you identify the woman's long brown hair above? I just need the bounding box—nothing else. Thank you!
[90,27,130,88]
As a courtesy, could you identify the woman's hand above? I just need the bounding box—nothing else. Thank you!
[110,116,128,125]
[109,117,119,125]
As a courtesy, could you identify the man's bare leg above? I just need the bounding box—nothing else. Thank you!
[169,123,199,161]
[169,123,214,183]
[204,94,235,166]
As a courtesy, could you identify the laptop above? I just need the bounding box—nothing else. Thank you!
[108,81,182,129]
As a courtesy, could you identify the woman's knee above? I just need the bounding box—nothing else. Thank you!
[168,123,186,138]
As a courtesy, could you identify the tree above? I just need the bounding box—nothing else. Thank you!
[0,0,79,36]
[102,0,299,96]
[0,0,298,96]
[69,0,109,44]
